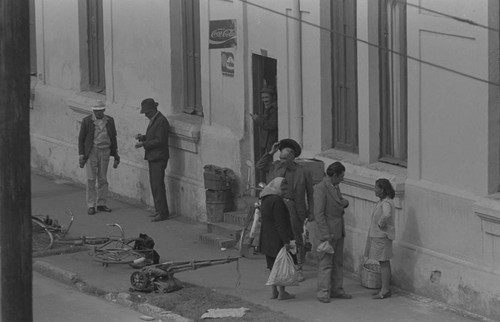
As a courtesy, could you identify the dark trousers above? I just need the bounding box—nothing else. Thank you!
[148,159,169,218]
[317,238,345,299]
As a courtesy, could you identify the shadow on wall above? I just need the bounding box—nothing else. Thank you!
[394,205,457,305]
[343,196,357,272]
[393,205,420,292]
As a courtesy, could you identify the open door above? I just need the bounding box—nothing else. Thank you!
[252,54,277,184]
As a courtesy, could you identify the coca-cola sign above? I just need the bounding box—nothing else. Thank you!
[209,20,236,49]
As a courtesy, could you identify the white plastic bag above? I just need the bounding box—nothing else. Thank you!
[316,240,334,254]
[265,247,299,286]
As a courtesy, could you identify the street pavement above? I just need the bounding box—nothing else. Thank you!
[31,173,492,322]
[34,272,147,322]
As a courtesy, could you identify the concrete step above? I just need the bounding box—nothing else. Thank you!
[223,210,250,227]
[207,222,242,241]
[199,233,237,249]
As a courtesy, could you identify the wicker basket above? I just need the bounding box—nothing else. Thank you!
[360,262,381,289]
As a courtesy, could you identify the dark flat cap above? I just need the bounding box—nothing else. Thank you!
[140,98,159,114]
[279,138,301,157]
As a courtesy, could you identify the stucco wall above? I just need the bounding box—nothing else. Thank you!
[38,0,81,90]
[407,0,490,194]
[108,0,171,110]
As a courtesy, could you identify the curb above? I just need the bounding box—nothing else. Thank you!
[33,245,90,259]
[33,260,192,322]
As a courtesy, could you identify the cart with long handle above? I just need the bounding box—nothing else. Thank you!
[130,256,240,293]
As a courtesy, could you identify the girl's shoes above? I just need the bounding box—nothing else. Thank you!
[270,287,279,299]
[372,290,391,299]
[278,291,295,300]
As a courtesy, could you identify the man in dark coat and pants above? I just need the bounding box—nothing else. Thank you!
[135,98,171,222]
[256,138,314,282]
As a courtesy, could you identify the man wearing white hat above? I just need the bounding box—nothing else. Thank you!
[78,101,120,215]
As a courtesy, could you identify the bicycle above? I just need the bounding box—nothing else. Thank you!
[32,210,156,267]
[89,224,153,267]
[32,210,75,251]
[32,210,110,251]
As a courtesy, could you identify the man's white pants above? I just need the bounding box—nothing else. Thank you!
[86,148,110,208]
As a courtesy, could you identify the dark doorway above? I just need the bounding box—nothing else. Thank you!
[252,54,277,184]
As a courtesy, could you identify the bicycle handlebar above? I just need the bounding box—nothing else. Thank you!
[105,223,125,239]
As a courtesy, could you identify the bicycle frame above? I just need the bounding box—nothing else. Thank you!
[32,209,75,251]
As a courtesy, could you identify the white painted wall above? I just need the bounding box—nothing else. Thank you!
[39,0,81,89]
[108,0,171,110]
[407,0,490,194]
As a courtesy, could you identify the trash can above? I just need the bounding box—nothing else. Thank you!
[203,165,235,222]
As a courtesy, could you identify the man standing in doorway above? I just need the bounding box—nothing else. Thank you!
[251,86,278,182]
[135,98,171,222]
[256,138,314,281]
[78,101,120,215]
[251,86,278,154]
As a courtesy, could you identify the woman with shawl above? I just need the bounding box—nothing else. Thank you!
[259,177,295,300]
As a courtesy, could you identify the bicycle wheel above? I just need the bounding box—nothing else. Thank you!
[104,238,137,249]
[32,218,54,251]
[93,248,146,265]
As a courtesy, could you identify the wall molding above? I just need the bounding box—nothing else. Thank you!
[168,113,202,153]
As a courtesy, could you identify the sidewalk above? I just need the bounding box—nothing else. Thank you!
[31,173,491,322]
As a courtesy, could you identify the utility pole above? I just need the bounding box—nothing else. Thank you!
[0,0,33,321]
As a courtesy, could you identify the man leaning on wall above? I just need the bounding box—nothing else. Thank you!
[135,98,171,222]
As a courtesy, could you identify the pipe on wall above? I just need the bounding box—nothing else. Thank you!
[290,0,303,146]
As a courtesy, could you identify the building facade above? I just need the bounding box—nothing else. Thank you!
[30,0,500,318]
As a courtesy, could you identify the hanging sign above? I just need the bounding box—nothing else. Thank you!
[209,20,236,49]
[221,52,234,77]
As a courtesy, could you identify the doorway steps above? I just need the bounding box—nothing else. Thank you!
[199,196,257,249]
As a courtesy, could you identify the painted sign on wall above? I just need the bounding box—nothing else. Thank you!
[209,20,236,49]
[221,52,234,77]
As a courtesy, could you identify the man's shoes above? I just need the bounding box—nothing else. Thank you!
[317,297,330,303]
[151,216,168,222]
[149,212,159,218]
[88,207,96,215]
[97,205,112,212]
[330,293,353,299]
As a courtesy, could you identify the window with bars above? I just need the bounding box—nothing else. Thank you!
[331,0,358,152]
[379,0,407,166]
[182,0,202,115]
[87,0,105,93]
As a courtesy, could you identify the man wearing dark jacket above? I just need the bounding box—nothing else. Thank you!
[135,98,171,222]
[78,102,120,215]
[256,138,314,282]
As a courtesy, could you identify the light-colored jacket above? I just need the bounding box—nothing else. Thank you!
[369,198,395,240]
[313,177,349,241]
